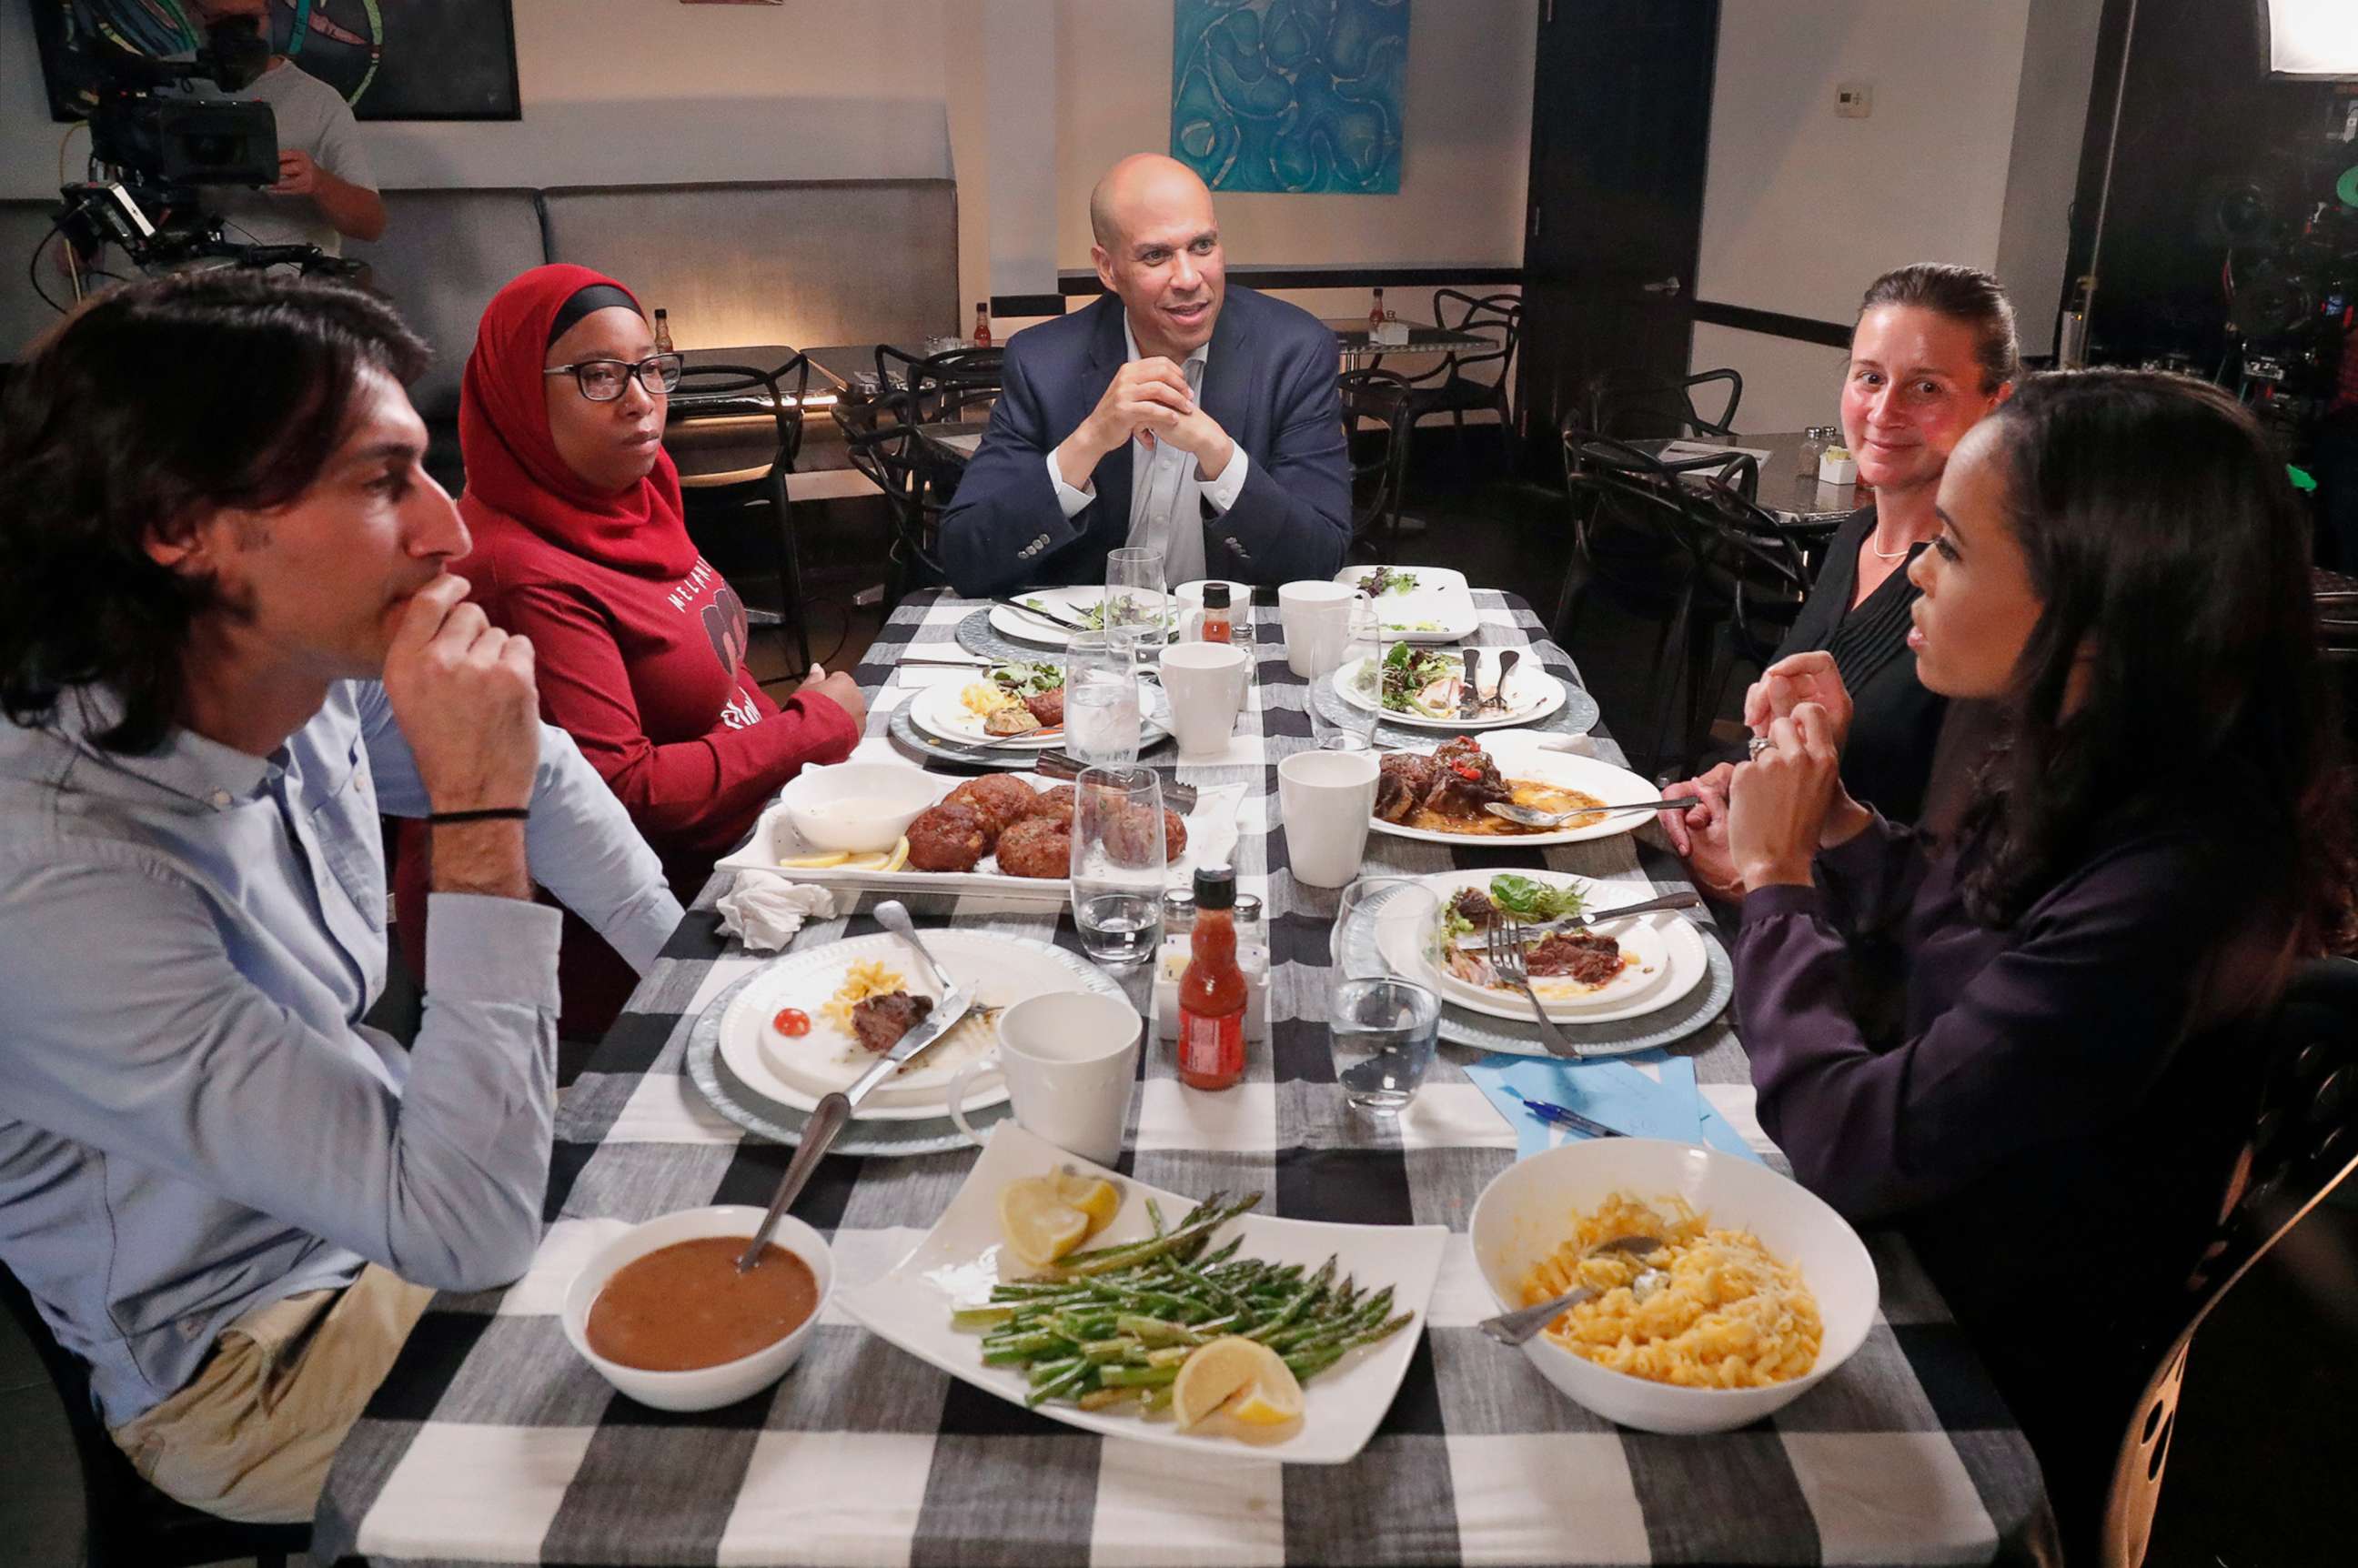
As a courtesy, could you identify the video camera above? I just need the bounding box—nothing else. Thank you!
[50,13,355,276]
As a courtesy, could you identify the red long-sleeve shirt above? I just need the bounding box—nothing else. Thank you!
[394,508,855,1039]
[454,508,857,875]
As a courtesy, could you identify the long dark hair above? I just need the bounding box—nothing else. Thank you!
[1857,263,2020,393]
[1957,370,2354,957]
[0,269,428,754]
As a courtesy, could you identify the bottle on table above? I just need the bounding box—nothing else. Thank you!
[972,302,992,348]
[1367,286,1386,330]
[1797,426,1834,477]
[1177,866,1248,1091]
[651,307,673,357]
[1198,581,1233,644]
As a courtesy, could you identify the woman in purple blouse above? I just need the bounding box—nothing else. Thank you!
[1725,370,2353,1552]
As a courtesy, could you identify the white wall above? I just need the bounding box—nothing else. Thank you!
[1053,0,1536,271]
[0,0,952,198]
[1688,0,2099,432]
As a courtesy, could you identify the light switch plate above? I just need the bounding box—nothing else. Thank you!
[1837,81,1873,118]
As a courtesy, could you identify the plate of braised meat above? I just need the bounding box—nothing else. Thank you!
[1367,736,1658,847]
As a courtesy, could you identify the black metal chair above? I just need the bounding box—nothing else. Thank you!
[1339,367,1415,560]
[1587,367,1744,440]
[1373,288,1520,473]
[2102,956,2358,1567]
[878,343,1004,426]
[0,1259,311,1568]
[1556,427,1772,777]
[831,389,942,608]
[667,356,813,668]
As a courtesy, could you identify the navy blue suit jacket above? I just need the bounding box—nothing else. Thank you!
[938,287,1351,597]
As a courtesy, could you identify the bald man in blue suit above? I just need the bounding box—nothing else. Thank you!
[939,154,1351,598]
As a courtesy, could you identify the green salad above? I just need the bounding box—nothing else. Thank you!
[1362,641,1463,718]
[1023,595,1171,634]
[1359,566,1420,597]
[991,660,1064,696]
[1442,874,1589,938]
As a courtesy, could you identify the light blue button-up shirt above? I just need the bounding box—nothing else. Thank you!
[0,680,680,1425]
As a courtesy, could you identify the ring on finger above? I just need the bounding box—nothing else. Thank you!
[1747,736,1772,759]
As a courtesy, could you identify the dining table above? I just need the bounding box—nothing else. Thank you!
[310,587,2058,1567]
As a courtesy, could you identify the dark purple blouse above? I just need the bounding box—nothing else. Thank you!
[1734,810,2273,1525]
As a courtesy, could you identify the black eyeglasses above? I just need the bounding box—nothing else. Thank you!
[542,353,684,403]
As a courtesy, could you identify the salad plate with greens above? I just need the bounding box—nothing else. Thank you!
[1335,642,1565,729]
[989,587,1176,648]
[1333,564,1478,643]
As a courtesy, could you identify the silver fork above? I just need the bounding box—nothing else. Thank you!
[1486,914,1587,1058]
[1486,648,1520,711]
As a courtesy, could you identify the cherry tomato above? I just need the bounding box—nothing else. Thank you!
[772,1007,811,1037]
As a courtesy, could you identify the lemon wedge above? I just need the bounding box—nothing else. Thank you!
[1054,1172,1120,1233]
[1172,1336,1299,1430]
[1226,1363,1305,1426]
[837,849,890,870]
[778,849,850,869]
[998,1177,1092,1267]
[881,835,911,873]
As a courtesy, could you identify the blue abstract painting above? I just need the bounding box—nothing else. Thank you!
[1172,0,1408,196]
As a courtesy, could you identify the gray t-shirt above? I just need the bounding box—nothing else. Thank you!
[199,59,378,257]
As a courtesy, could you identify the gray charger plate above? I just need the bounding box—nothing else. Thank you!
[1338,885,1732,1058]
[1308,667,1601,749]
[684,946,1131,1155]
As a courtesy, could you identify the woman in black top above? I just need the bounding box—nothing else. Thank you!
[1666,264,2018,898]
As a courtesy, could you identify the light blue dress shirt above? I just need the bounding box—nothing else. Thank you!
[0,681,680,1424]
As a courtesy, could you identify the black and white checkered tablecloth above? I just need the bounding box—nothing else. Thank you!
[314,590,2056,1566]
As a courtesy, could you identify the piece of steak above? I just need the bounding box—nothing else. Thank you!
[1421,738,1512,819]
[1523,931,1624,987]
[1375,752,1439,822]
[850,991,935,1053]
[1450,887,1497,926]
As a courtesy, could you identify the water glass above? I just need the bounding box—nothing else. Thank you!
[1327,879,1443,1113]
[1103,547,1168,657]
[1063,632,1142,765]
[1308,593,1385,752]
[1071,766,1167,965]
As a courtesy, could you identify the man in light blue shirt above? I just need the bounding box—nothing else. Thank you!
[0,271,681,1522]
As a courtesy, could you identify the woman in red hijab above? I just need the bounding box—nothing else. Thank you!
[396,265,862,1047]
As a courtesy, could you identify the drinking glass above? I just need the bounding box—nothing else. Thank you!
[1327,879,1443,1113]
[1308,592,1385,753]
[1103,547,1168,657]
[1063,632,1142,766]
[1070,766,1167,965]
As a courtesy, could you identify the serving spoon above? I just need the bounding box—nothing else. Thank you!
[1478,1237,1668,1346]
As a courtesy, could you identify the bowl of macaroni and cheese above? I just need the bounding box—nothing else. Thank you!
[1467,1139,1875,1433]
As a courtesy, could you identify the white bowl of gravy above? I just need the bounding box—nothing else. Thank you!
[561,1205,833,1412]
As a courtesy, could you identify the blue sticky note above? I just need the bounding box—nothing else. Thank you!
[1466,1053,1708,1161]
[1698,1097,1768,1165]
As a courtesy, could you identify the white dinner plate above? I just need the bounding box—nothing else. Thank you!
[1365,738,1660,847]
[1371,869,1698,1023]
[1335,563,1481,643]
[987,587,1177,649]
[905,676,1171,752]
[714,930,1125,1121]
[1334,652,1565,731]
[837,1122,1447,1464]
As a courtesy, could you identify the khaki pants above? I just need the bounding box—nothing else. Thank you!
[109,1264,436,1524]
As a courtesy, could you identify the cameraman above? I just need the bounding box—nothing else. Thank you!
[186,0,384,253]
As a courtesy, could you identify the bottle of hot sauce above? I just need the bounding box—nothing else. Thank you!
[1177,866,1247,1091]
[972,302,993,347]
[1198,581,1233,644]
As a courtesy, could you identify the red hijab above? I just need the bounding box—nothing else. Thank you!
[458,264,697,578]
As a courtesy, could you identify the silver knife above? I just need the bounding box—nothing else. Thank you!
[1460,647,1484,719]
[737,901,974,1271]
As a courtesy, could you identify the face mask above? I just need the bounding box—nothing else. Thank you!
[204,15,270,92]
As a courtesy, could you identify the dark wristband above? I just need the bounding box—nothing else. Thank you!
[427,808,530,824]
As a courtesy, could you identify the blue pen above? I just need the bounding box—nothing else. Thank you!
[1506,1088,1629,1141]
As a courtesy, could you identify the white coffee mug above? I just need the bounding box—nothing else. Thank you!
[1277,580,1358,678]
[1159,641,1251,756]
[1278,747,1379,889]
[947,991,1143,1166]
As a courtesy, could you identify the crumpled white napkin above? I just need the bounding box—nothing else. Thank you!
[716,875,841,952]
[1529,730,1597,756]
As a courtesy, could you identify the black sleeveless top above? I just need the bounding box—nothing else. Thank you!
[1766,506,1949,824]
